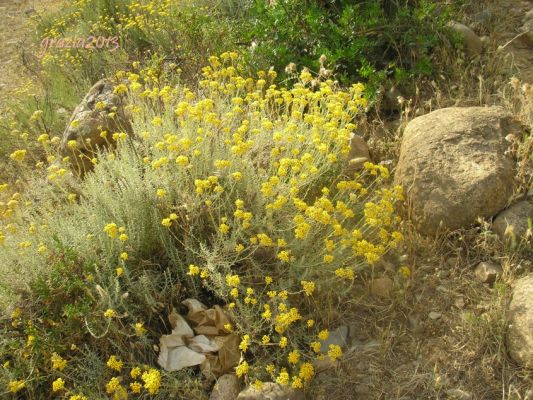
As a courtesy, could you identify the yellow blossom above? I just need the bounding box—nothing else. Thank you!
[106,355,123,371]
[51,353,67,371]
[142,369,161,395]
[8,380,25,393]
[52,378,65,392]
[301,280,315,296]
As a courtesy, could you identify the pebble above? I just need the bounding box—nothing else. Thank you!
[474,261,502,284]
[428,311,442,320]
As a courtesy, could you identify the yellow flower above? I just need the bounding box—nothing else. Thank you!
[135,323,146,336]
[307,319,315,328]
[323,254,334,263]
[239,334,250,352]
[142,368,161,395]
[156,188,167,197]
[105,377,120,394]
[51,353,67,371]
[104,223,118,238]
[279,336,288,348]
[235,361,249,377]
[265,276,273,285]
[175,155,189,166]
[235,244,245,253]
[299,362,314,381]
[26,335,35,346]
[399,266,411,278]
[52,377,65,392]
[219,223,230,234]
[276,369,289,386]
[226,274,240,287]
[106,355,123,371]
[277,250,291,262]
[10,149,27,162]
[8,380,25,393]
[291,377,303,389]
[318,329,329,341]
[130,382,142,393]
[328,344,343,360]
[120,252,128,261]
[67,140,77,149]
[113,84,128,95]
[119,233,128,242]
[287,350,299,364]
[310,341,321,353]
[104,309,117,318]
[116,267,124,277]
[261,335,270,344]
[162,218,172,227]
[130,367,142,379]
[301,280,315,296]
[187,264,200,276]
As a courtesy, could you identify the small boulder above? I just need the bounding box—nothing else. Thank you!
[60,79,132,174]
[507,275,533,368]
[492,201,533,243]
[210,374,240,400]
[448,22,482,55]
[237,382,304,400]
[344,134,370,174]
[519,19,533,46]
[394,107,519,235]
[474,261,502,284]
[370,277,393,298]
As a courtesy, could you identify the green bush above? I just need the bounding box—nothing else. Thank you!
[241,0,455,94]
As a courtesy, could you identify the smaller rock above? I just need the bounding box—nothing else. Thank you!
[447,257,459,267]
[524,9,533,23]
[382,85,403,112]
[370,277,394,298]
[210,374,240,400]
[480,36,490,48]
[474,261,502,284]
[321,325,349,350]
[472,10,492,23]
[428,311,442,321]
[446,388,472,400]
[492,201,533,243]
[448,22,482,55]
[237,382,304,400]
[454,297,466,309]
[507,275,533,368]
[345,134,370,174]
[519,19,533,46]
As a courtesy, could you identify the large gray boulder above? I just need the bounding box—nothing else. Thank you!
[60,79,132,174]
[394,107,519,235]
[507,275,533,368]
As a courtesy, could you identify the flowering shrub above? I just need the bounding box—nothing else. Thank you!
[0,53,402,397]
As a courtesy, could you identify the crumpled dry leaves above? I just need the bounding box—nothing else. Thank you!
[157,299,240,377]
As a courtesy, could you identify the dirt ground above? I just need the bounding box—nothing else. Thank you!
[0,0,61,111]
